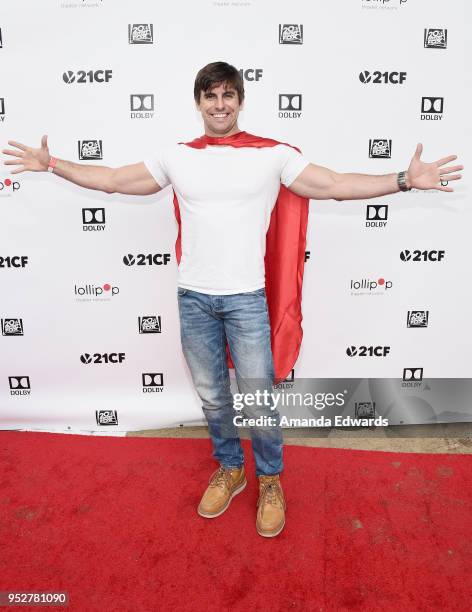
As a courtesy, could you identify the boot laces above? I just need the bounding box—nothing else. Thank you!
[210,466,232,490]
[260,477,282,506]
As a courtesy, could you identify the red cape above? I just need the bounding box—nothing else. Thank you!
[172,131,309,381]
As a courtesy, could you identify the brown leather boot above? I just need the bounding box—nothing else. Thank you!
[197,465,247,518]
[256,474,286,537]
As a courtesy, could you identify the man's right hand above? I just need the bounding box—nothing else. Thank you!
[2,135,161,195]
[2,134,51,173]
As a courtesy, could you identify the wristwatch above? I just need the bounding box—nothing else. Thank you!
[397,170,411,192]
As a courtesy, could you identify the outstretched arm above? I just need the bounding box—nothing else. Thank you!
[288,143,463,201]
[2,135,161,195]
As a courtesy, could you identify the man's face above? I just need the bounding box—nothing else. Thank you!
[196,82,243,137]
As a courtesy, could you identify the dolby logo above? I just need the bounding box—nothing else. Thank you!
[274,368,295,390]
[279,94,302,119]
[421,97,443,120]
[139,316,161,334]
[239,69,263,82]
[350,277,392,294]
[1,318,23,336]
[279,24,303,44]
[424,29,447,49]
[82,207,105,231]
[359,70,407,84]
[369,139,391,158]
[75,283,119,300]
[366,204,388,228]
[285,369,295,382]
[96,410,118,426]
[9,376,31,396]
[402,367,423,387]
[0,98,5,122]
[355,402,375,418]
[78,140,102,160]
[407,311,429,328]
[130,94,154,119]
[400,249,445,262]
[128,24,153,44]
[142,372,164,393]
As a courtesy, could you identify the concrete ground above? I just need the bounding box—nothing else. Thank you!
[128,423,472,454]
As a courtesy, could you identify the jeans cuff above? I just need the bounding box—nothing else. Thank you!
[256,469,283,477]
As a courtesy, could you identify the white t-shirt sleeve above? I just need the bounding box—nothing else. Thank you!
[277,144,310,187]
[143,149,171,189]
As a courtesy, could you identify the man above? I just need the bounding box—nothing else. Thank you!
[2,61,463,538]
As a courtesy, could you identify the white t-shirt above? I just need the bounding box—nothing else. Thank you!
[144,142,310,295]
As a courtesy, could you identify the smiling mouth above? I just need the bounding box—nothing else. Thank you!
[211,113,230,118]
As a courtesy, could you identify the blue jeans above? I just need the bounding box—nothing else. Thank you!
[177,287,283,476]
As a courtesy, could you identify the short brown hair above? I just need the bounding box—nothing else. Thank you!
[194,61,245,104]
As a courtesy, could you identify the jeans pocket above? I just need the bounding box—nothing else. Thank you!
[177,287,188,297]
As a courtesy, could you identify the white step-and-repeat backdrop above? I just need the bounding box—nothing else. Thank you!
[1,0,470,433]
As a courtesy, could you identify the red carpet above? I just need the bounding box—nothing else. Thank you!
[1,431,471,612]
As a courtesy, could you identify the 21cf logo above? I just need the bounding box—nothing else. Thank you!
[123,253,171,266]
[63,70,113,84]
[81,352,125,364]
[346,345,390,357]
[0,256,28,268]
[239,68,263,82]
[400,250,445,262]
[359,71,407,84]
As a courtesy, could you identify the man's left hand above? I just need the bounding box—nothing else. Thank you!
[407,143,463,192]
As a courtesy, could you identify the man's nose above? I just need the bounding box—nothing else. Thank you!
[214,96,225,109]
